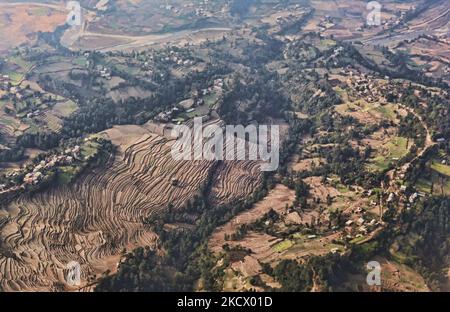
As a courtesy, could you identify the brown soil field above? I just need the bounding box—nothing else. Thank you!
[338,256,429,292]
[281,232,342,261]
[303,176,341,199]
[209,184,295,255]
[0,3,67,52]
[0,123,262,291]
[361,127,398,149]
[289,157,325,172]
[378,257,429,292]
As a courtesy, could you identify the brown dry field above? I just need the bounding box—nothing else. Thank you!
[304,0,412,40]
[303,176,341,199]
[289,157,325,172]
[361,127,398,149]
[405,38,450,63]
[399,37,450,81]
[209,184,295,254]
[335,101,407,125]
[339,256,429,292]
[0,4,67,52]
[0,122,262,291]
[378,257,429,292]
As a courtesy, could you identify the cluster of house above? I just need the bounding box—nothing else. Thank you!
[141,61,153,72]
[341,69,397,103]
[382,10,409,28]
[0,74,11,90]
[318,15,335,30]
[357,9,407,32]
[155,106,182,123]
[328,46,345,66]
[198,78,224,96]
[159,49,196,67]
[3,146,81,189]
[154,78,223,123]
[343,207,380,240]
[160,1,213,17]
[386,183,428,210]
[26,109,42,119]
[0,84,26,101]
[97,66,111,80]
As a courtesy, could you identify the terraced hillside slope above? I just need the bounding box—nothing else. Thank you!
[0,123,262,291]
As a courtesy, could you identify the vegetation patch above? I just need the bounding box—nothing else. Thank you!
[272,240,294,253]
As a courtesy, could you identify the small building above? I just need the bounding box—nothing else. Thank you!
[387,193,395,203]
[409,192,418,204]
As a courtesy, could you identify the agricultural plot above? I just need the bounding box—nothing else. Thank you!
[208,173,381,290]
[0,3,67,52]
[0,56,76,150]
[0,0,447,294]
[336,256,429,292]
[209,184,296,253]
[367,136,410,172]
[335,101,404,125]
[415,151,450,196]
[51,100,78,118]
[0,122,263,291]
[289,156,325,172]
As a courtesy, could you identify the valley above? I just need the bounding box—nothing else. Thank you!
[0,0,448,293]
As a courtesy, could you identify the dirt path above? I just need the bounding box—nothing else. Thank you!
[75,27,232,52]
[395,103,435,174]
[383,102,435,188]
[400,104,434,147]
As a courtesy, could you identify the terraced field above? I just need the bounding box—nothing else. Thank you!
[210,160,262,205]
[0,125,262,291]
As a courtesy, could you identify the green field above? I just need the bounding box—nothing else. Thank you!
[416,157,450,195]
[81,141,100,159]
[0,99,8,109]
[430,161,450,177]
[317,39,336,51]
[0,115,19,127]
[72,57,88,67]
[272,240,294,253]
[52,100,78,117]
[368,137,409,172]
[336,101,399,123]
[10,56,33,71]
[350,236,366,244]
[57,166,77,185]
[5,72,24,85]
[204,93,219,108]
[114,64,141,75]
[29,7,50,16]
[374,103,398,121]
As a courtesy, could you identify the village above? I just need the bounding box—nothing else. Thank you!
[154,77,224,124]
[0,137,106,199]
